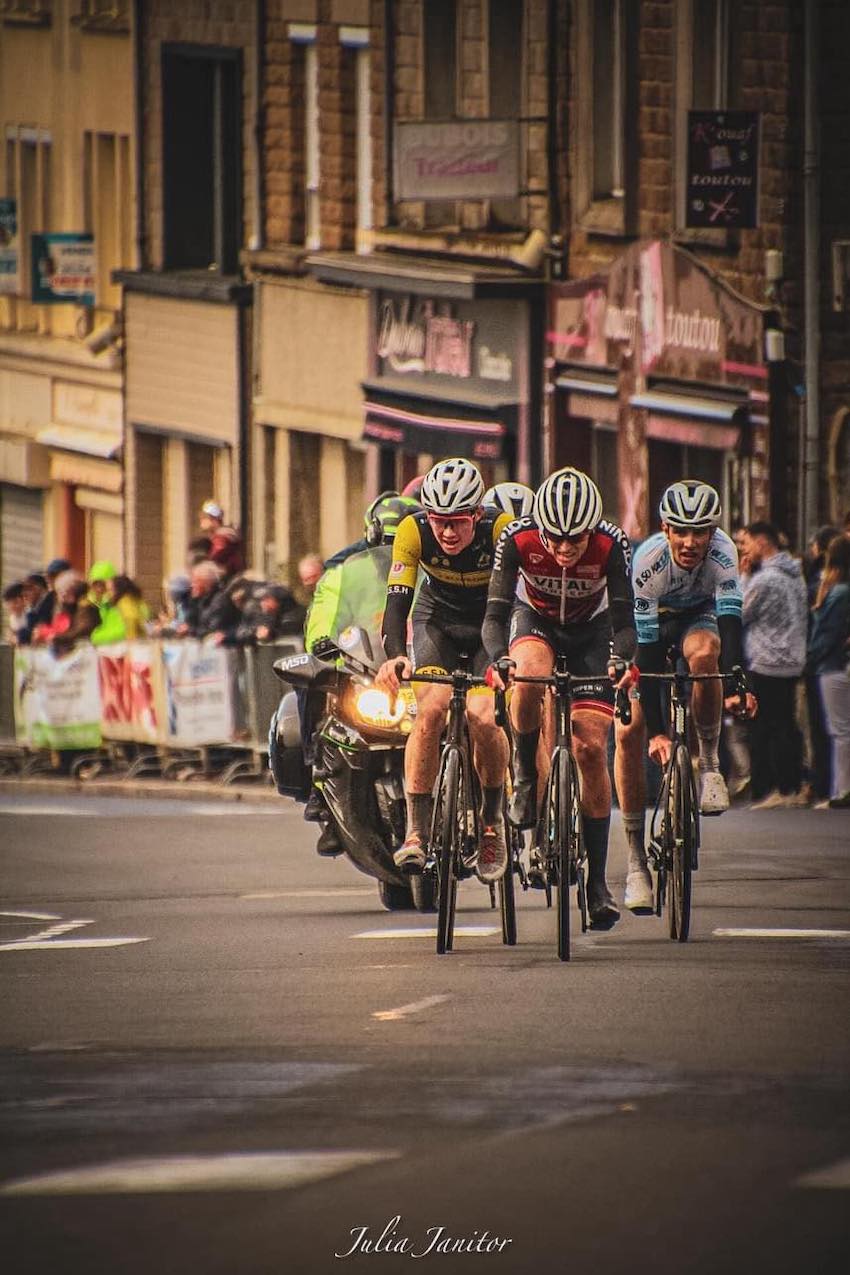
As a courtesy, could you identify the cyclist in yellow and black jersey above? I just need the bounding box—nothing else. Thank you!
[376,460,527,884]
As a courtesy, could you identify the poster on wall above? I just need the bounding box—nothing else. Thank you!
[0,198,18,294]
[686,111,760,229]
[31,232,95,304]
[394,121,520,201]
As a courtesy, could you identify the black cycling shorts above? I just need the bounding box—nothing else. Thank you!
[410,616,489,677]
[508,602,615,716]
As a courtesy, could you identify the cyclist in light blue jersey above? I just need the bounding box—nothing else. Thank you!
[614,480,757,913]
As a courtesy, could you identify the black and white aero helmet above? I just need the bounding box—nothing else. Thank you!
[482,481,535,519]
[659,480,721,530]
[421,457,485,515]
[533,468,603,538]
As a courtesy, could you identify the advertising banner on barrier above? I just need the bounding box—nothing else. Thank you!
[14,646,102,750]
[161,641,234,746]
[97,642,163,744]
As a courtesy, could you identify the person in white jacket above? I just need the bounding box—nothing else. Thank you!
[741,522,809,808]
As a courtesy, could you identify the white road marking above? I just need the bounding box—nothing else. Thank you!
[713,928,850,940]
[372,994,450,1021]
[0,910,61,922]
[0,801,277,818]
[0,912,150,952]
[354,926,501,940]
[796,1158,850,1189]
[0,1149,399,1196]
[0,937,150,951]
[240,889,375,899]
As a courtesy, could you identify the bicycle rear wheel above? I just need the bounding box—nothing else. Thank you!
[668,745,695,942]
[432,748,462,955]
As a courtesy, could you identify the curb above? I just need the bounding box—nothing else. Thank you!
[0,776,284,804]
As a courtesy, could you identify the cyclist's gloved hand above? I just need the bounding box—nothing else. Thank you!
[608,658,638,690]
[486,658,516,692]
[724,666,757,718]
[376,656,411,695]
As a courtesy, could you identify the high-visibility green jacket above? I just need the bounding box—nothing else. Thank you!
[305,544,394,655]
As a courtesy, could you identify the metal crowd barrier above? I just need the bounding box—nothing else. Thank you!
[1,635,303,786]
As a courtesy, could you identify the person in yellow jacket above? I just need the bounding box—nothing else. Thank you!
[91,575,150,645]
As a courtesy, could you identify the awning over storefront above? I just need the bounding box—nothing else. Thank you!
[307,251,541,300]
[36,424,121,459]
[630,390,748,451]
[362,381,517,462]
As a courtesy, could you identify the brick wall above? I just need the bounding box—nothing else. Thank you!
[140,0,257,270]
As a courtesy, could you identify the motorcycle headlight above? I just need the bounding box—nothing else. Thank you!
[352,686,416,734]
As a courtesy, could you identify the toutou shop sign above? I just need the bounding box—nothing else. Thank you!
[686,111,760,229]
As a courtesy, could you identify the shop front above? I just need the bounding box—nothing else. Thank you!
[118,276,251,607]
[308,253,544,494]
[548,240,779,541]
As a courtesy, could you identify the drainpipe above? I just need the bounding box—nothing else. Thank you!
[803,0,820,538]
[383,0,395,220]
[253,0,266,251]
[132,0,146,268]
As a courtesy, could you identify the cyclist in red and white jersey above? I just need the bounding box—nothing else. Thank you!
[483,468,637,928]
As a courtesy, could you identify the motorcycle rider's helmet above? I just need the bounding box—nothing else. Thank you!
[533,467,603,539]
[365,493,421,546]
[482,481,534,520]
[659,479,722,530]
[420,457,485,515]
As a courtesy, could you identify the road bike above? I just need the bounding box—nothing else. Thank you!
[513,657,611,961]
[402,664,519,955]
[638,662,747,942]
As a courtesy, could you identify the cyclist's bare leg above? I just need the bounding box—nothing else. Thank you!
[572,708,619,925]
[683,629,722,767]
[403,682,451,845]
[614,700,654,910]
[508,639,553,826]
[468,693,510,792]
[682,628,729,813]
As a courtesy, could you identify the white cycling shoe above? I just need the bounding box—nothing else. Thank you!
[393,832,426,874]
[624,866,654,913]
[699,771,730,816]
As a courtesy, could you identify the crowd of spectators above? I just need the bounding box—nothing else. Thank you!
[726,513,850,811]
[2,500,306,654]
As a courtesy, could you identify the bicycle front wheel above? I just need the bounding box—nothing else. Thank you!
[668,745,695,942]
[499,807,518,946]
[432,748,462,955]
[550,749,573,961]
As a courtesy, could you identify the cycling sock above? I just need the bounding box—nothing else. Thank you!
[514,728,540,780]
[406,792,433,840]
[696,724,721,774]
[582,814,611,884]
[622,809,645,856]
[481,785,504,826]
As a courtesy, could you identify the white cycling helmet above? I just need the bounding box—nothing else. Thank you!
[420,457,485,515]
[482,481,534,519]
[533,467,603,538]
[659,480,721,530]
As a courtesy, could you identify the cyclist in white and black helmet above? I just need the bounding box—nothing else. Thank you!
[482,481,535,521]
[614,480,757,914]
[483,467,636,929]
[375,458,514,884]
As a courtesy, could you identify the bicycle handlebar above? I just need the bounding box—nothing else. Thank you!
[398,665,509,730]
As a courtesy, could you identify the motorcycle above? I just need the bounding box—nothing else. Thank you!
[269,627,436,912]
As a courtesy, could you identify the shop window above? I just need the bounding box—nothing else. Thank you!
[162,45,242,274]
[423,0,457,229]
[488,0,524,230]
[83,131,131,311]
[3,127,51,323]
[590,425,618,522]
[339,27,372,251]
[0,0,51,24]
[674,0,739,236]
[573,0,636,235]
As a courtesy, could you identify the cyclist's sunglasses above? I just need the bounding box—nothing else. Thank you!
[542,529,589,547]
[427,512,476,529]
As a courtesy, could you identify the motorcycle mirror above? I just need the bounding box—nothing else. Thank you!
[311,636,341,662]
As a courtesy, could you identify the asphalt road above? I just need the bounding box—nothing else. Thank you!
[1,792,849,1275]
